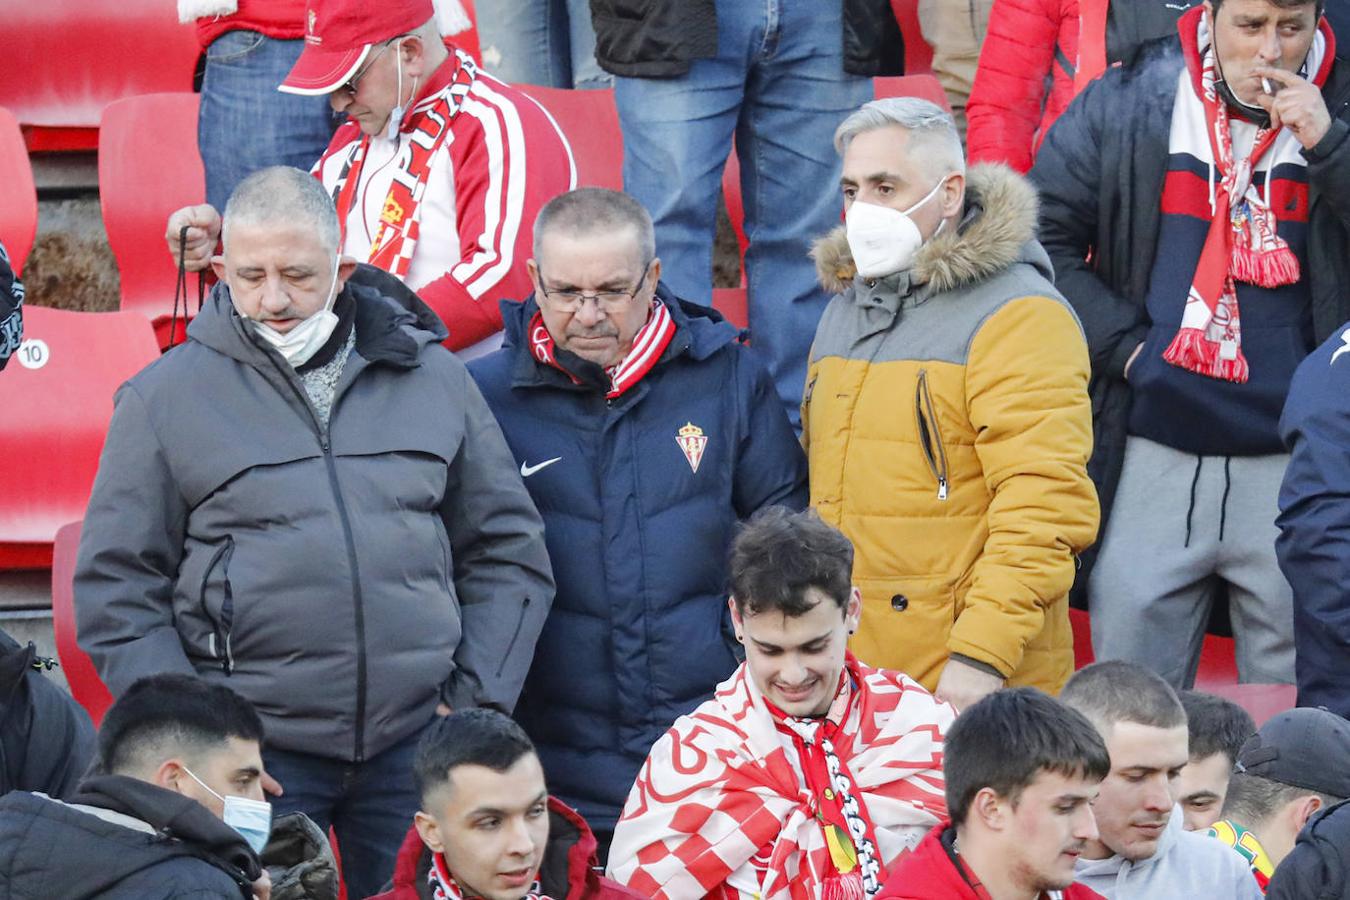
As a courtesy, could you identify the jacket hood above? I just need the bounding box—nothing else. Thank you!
[186,263,448,369]
[376,796,640,900]
[813,163,1042,296]
[496,282,740,389]
[1075,805,1182,880]
[1267,799,1350,899]
[879,824,980,898]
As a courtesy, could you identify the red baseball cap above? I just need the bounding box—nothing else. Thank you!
[279,0,435,96]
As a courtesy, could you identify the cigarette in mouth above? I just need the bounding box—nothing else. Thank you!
[1261,76,1274,94]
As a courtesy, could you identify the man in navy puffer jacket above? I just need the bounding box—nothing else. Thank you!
[469,188,808,855]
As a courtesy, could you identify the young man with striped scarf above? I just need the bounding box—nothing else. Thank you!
[1031,0,1350,689]
[607,508,952,900]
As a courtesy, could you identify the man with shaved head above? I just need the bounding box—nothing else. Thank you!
[76,165,554,896]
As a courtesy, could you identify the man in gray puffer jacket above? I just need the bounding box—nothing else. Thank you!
[74,165,554,899]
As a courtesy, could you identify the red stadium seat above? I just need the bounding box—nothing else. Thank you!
[889,0,934,76]
[512,85,623,190]
[0,0,199,153]
[51,521,114,727]
[0,306,160,569]
[0,107,37,275]
[873,74,952,110]
[1202,683,1297,728]
[713,287,749,331]
[445,0,482,65]
[1069,607,1095,669]
[99,93,207,349]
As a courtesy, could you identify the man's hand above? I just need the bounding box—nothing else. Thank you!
[435,703,452,717]
[252,867,272,900]
[165,204,222,273]
[934,657,1005,713]
[1124,341,1144,381]
[1253,66,1333,150]
[261,772,284,798]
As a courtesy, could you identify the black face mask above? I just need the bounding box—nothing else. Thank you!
[1214,72,1273,127]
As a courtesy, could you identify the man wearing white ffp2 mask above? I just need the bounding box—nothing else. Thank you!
[802,96,1097,717]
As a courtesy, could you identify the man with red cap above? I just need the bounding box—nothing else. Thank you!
[168,0,576,358]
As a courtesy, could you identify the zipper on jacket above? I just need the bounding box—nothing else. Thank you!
[914,369,951,501]
[198,535,236,674]
[264,352,370,763]
[493,597,533,678]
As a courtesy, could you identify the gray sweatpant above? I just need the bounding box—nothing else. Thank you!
[1089,435,1296,687]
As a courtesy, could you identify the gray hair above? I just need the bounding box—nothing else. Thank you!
[834,97,965,178]
[222,165,341,254]
[1060,661,1188,736]
[532,188,656,268]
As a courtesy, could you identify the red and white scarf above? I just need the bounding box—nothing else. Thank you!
[330,49,478,280]
[528,299,675,399]
[1163,9,1329,382]
[428,852,550,900]
[607,654,952,900]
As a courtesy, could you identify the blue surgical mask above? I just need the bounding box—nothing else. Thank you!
[183,766,273,856]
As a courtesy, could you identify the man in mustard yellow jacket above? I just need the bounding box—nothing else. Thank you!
[803,96,1099,710]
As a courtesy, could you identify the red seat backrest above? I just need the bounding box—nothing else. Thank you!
[0,107,37,274]
[1202,683,1297,728]
[0,0,199,152]
[0,306,160,569]
[99,93,206,350]
[873,74,952,110]
[511,85,623,191]
[51,520,114,727]
[889,0,934,76]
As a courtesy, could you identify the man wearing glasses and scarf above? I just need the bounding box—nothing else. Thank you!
[467,188,808,860]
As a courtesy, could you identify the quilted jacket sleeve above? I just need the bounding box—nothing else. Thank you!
[948,295,1099,676]
[966,0,1063,172]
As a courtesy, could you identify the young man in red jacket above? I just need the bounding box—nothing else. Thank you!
[372,709,640,900]
[879,688,1109,900]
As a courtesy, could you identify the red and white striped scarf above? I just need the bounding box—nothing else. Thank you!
[1163,9,1329,382]
[428,852,550,900]
[528,299,675,398]
[607,653,952,900]
[329,49,478,280]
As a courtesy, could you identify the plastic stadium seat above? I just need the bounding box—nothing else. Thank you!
[873,74,952,110]
[0,0,199,152]
[512,85,623,190]
[0,107,37,275]
[713,287,749,332]
[1069,607,1094,669]
[1203,683,1297,728]
[0,306,160,569]
[889,0,934,75]
[99,93,207,349]
[51,521,114,727]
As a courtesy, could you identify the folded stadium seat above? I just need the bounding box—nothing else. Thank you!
[873,74,952,109]
[0,107,38,275]
[99,93,207,350]
[889,0,935,75]
[712,288,749,332]
[1069,607,1095,668]
[511,85,623,191]
[0,306,159,569]
[50,521,114,727]
[0,0,199,153]
[1202,683,1297,728]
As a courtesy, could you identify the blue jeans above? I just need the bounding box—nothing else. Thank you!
[262,724,426,899]
[614,0,871,427]
[198,31,346,212]
[475,0,611,88]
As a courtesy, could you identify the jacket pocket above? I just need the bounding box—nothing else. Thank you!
[198,535,236,675]
[914,369,951,501]
[494,597,534,678]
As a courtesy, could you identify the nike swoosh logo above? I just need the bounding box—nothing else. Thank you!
[520,457,562,477]
[1331,329,1350,366]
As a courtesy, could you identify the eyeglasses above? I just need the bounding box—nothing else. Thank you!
[537,261,653,312]
[337,38,399,97]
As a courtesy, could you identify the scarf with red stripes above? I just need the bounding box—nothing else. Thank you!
[329,49,477,279]
[428,852,550,900]
[607,653,952,900]
[1162,8,1329,382]
[528,299,675,398]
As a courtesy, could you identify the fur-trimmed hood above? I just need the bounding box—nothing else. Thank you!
[812,163,1042,296]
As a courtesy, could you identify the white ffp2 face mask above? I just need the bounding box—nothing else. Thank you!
[250,255,342,367]
[844,176,950,279]
[183,766,273,856]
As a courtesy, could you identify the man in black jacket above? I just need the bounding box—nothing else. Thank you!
[589,0,900,429]
[0,674,270,899]
[1030,0,1350,689]
[0,242,21,372]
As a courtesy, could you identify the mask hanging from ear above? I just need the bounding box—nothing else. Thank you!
[844,175,949,279]
[250,255,343,367]
[182,766,273,856]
